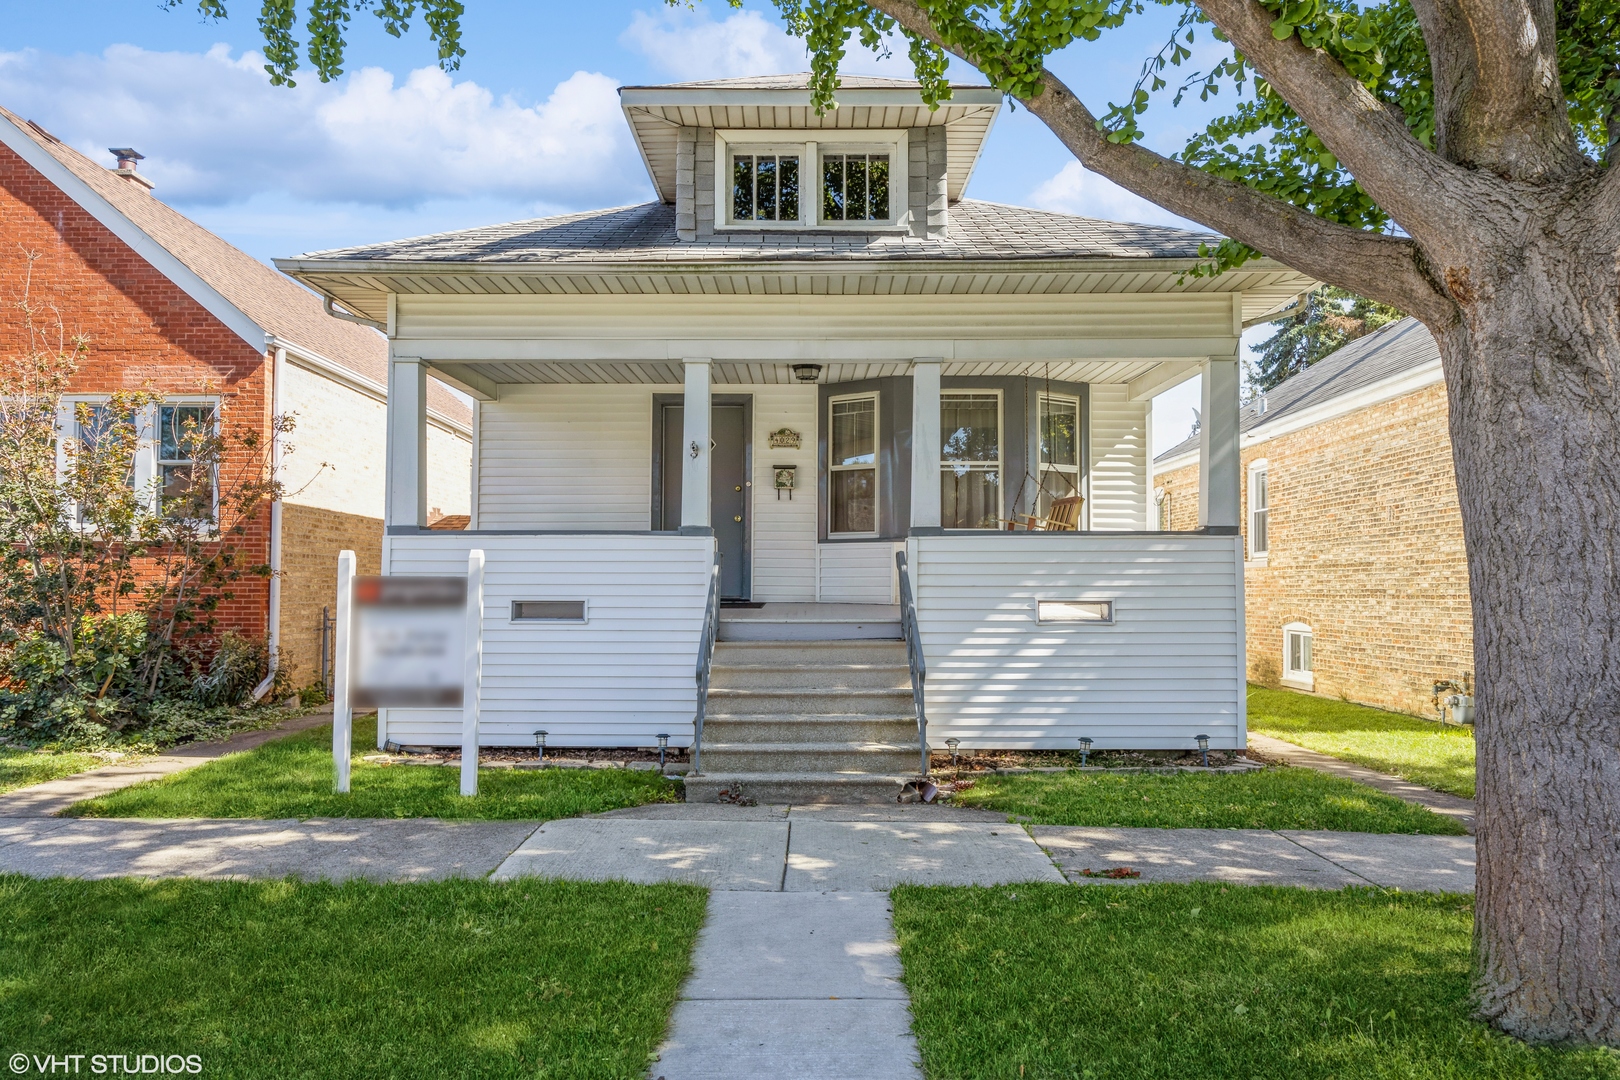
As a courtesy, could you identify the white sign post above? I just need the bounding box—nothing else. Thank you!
[332,549,355,793]
[460,549,485,797]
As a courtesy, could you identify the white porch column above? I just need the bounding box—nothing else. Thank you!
[1198,354,1242,528]
[385,356,428,529]
[910,357,942,531]
[681,358,712,531]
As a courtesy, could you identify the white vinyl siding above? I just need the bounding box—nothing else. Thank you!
[908,533,1245,748]
[751,385,818,601]
[380,532,713,747]
[1087,383,1149,530]
[818,541,902,603]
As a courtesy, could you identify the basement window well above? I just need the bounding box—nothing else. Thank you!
[512,601,587,622]
[1038,600,1114,624]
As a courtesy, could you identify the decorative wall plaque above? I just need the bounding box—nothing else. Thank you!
[767,427,802,449]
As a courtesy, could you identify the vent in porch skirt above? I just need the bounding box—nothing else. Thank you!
[511,601,587,621]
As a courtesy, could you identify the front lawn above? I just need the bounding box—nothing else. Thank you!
[894,883,1618,1080]
[948,766,1465,834]
[0,875,705,1080]
[0,746,105,795]
[68,716,681,820]
[1249,685,1477,797]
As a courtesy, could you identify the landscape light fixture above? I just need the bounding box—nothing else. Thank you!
[791,364,823,383]
[1196,734,1210,767]
[657,733,670,771]
[534,729,548,761]
[945,737,960,773]
[1078,736,1093,767]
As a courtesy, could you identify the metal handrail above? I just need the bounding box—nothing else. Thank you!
[692,558,722,775]
[895,551,929,776]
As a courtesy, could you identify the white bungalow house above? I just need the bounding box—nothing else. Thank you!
[278,75,1314,800]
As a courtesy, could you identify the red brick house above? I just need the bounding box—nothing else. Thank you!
[0,106,471,692]
[1153,317,1473,717]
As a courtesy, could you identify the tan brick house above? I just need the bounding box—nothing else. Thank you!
[0,106,471,692]
[1153,317,1473,717]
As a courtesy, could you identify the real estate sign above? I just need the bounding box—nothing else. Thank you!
[350,575,467,708]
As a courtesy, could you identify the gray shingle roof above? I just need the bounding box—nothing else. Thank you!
[619,73,985,91]
[1155,316,1440,463]
[293,199,1222,265]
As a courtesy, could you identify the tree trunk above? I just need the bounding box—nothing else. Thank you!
[1440,194,1620,1043]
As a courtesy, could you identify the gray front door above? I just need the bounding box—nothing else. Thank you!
[658,400,750,599]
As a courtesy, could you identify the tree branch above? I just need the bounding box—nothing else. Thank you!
[865,0,1456,322]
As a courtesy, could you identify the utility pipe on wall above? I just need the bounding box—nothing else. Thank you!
[251,345,286,702]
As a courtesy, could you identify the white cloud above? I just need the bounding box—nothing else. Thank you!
[0,44,647,208]
[1028,159,1206,230]
[621,7,923,82]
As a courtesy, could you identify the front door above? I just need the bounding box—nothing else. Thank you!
[658,400,750,599]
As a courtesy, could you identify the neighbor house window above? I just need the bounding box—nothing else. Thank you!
[1037,393,1081,518]
[157,403,217,520]
[730,151,801,223]
[70,401,136,523]
[941,391,1001,529]
[1282,622,1313,690]
[829,394,878,535]
[1248,461,1269,561]
[821,150,890,222]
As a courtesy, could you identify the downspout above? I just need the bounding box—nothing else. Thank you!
[252,345,286,702]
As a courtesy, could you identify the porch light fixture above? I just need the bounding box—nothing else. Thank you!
[1078,737,1093,767]
[534,729,548,761]
[1196,734,1210,767]
[657,733,670,772]
[945,737,960,774]
[791,364,823,383]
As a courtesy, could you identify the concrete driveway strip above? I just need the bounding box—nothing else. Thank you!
[492,818,789,889]
[785,819,1064,890]
[1283,831,1476,892]
[0,817,537,882]
[650,891,922,1080]
[1034,826,1366,888]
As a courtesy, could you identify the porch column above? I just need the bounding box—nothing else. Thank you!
[681,358,712,532]
[910,357,942,531]
[385,355,428,529]
[1198,354,1241,528]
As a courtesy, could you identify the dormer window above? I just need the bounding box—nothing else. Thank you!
[717,130,907,230]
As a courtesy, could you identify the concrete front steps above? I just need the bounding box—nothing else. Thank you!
[685,631,924,805]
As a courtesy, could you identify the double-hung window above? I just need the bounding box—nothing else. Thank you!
[1248,461,1269,561]
[157,403,217,521]
[941,391,1001,529]
[718,132,907,229]
[1037,393,1081,519]
[69,401,138,524]
[829,394,878,535]
[1282,622,1313,690]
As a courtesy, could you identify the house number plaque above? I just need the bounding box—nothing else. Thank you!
[767,427,802,449]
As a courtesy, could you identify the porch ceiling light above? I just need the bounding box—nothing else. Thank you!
[1195,734,1210,768]
[1078,736,1093,767]
[534,729,548,761]
[791,364,823,383]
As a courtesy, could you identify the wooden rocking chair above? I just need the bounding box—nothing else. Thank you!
[1007,494,1084,532]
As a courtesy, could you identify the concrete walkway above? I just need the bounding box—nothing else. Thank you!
[0,709,334,817]
[1247,732,1477,831]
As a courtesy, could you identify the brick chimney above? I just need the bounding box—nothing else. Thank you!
[107,147,154,192]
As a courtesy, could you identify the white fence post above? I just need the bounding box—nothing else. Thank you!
[460,549,485,797]
[333,549,355,793]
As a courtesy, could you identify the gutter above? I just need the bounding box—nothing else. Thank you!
[251,346,286,702]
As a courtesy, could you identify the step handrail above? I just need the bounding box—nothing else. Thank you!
[692,558,722,775]
[895,550,929,776]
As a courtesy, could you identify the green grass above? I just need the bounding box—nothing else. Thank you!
[894,883,1619,1080]
[949,766,1466,834]
[1249,685,1478,797]
[0,875,705,1080]
[67,716,681,820]
[0,747,105,794]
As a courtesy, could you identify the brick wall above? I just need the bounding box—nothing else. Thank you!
[277,503,383,688]
[1153,382,1473,716]
[1,143,271,640]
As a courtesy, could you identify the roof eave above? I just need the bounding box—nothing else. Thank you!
[617,86,1005,109]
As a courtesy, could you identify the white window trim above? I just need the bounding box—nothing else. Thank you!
[940,388,1004,531]
[55,395,221,527]
[1037,391,1082,514]
[828,391,880,538]
[714,129,910,232]
[1247,458,1269,565]
[1281,621,1314,691]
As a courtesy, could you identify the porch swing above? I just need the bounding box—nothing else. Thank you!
[1003,363,1084,531]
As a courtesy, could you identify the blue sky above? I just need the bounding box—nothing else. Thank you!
[2,0,1274,452]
